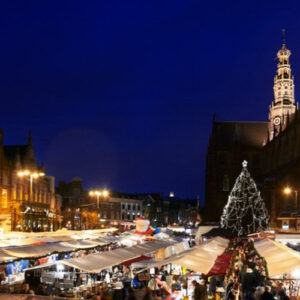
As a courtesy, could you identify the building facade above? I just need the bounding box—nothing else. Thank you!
[205,41,300,228]
[0,132,59,232]
[58,181,144,229]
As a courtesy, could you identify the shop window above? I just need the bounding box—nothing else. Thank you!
[0,189,8,208]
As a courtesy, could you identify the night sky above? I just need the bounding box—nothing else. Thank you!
[1,1,300,199]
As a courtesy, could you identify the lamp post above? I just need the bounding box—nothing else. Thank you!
[89,189,110,209]
[283,187,299,231]
[17,170,45,201]
[17,170,45,231]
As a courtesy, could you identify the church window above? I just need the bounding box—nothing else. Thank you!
[0,189,8,208]
[284,73,289,79]
[222,175,230,192]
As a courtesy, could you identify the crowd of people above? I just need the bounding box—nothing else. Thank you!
[224,239,291,300]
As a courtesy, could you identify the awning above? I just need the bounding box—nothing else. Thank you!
[207,251,233,276]
[121,255,152,267]
[60,240,106,249]
[255,239,300,278]
[133,237,229,274]
[2,243,74,258]
[58,240,175,273]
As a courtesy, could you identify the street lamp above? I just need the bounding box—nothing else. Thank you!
[283,186,299,230]
[17,170,45,201]
[89,189,110,209]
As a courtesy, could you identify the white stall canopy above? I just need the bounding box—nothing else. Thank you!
[133,236,228,274]
[25,240,176,273]
[255,239,300,278]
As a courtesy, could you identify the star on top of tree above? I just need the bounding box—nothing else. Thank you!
[242,160,248,168]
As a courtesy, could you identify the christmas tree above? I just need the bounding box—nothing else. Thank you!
[220,160,269,236]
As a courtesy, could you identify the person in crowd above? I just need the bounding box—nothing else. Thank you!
[192,279,208,300]
[247,258,255,270]
[209,275,217,300]
[276,283,290,300]
[242,266,256,299]
[227,283,240,300]
[22,283,31,294]
[260,286,274,300]
[239,264,248,283]
[253,266,262,286]
[254,286,265,300]
[244,287,256,300]
[147,276,159,297]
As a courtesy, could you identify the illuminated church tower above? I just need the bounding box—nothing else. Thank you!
[269,37,297,140]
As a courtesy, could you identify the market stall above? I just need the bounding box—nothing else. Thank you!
[255,238,300,278]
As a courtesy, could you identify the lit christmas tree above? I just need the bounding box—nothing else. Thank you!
[220,160,270,236]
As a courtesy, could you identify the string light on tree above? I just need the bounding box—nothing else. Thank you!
[220,160,270,236]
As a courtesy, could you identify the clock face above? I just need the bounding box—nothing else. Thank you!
[273,116,281,126]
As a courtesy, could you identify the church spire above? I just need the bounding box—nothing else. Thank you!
[268,31,297,140]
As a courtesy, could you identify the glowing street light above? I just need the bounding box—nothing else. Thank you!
[17,170,45,201]
[283,186,299,230]
[284,187,292,195]
[89,189,110,208]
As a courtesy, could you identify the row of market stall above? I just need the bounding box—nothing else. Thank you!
[17,236,229,299]
[4,226,300,299]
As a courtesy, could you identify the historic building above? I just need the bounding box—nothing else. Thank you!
[57,179,144,229]
[205,41,300,229]
[0,132,60,232]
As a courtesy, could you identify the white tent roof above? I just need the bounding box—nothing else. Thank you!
[0,238,109,261]
[132,237,228,274]
[255,239,300,278]
[55,240,175,273]
[167,236,228,274]
[2,243,73,259]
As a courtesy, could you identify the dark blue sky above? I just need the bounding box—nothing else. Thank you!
[1,1,300,199]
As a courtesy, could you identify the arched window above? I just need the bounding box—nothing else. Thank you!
[223,175,230,192]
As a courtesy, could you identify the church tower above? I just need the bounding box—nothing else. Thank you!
[269,39,297,140]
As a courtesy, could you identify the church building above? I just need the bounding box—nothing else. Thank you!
[205,40,300,230]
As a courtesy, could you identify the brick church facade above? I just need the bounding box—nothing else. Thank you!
[205,41,300,229]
